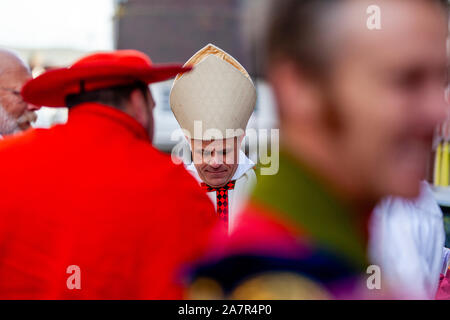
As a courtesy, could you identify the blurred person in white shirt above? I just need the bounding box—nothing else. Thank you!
[370,181,447,299]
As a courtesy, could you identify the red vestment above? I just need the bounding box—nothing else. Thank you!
[0,103,216,299]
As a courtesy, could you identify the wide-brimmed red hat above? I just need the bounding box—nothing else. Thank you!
[21,50,192,107]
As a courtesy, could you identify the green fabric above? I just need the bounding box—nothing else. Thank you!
[252,150,368,271]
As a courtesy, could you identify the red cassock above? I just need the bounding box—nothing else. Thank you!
[0,103,217,299]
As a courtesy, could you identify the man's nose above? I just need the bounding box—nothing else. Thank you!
[27,103,40,111]
[207,153,222,168]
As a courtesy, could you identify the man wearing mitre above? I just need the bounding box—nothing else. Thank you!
[170,44,257,233]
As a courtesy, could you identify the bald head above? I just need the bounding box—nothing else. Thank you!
[0,49,37,135]
[264,0,448,204]
[0,49,29,78]
[264,0,447,79]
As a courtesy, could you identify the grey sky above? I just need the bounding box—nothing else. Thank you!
[0,0,114,51]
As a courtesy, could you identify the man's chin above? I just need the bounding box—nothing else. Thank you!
[391,183,422,199]
[385,150,428,198]
[204,176,230,188]
[17,112,38,131]
[385,173,423,199]
[18,122,31,131]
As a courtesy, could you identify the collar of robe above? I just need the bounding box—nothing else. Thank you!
[69,103,150,141]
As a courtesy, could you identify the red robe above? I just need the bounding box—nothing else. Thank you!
[0,103,217,299]
[436,271,450,300]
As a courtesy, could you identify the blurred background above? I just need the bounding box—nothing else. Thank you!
[0,0,277,151]
[0,0,448,244]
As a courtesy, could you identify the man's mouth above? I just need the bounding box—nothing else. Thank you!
[17,112,37,127]
[205,169,227,173]
[205,170,229,179]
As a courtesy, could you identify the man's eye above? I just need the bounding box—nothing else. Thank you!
[397,72,424,90]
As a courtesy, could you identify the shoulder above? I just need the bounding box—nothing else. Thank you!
[243,168,257,184]
[414,181,442,218]
[373,181,443,232]
[235,168,257,191]
[0,129,51,171]
[144,148,215,212]
[0,128,43,152]
[246,168,257,180]
[226,202,307,258]
[161,154,204,192]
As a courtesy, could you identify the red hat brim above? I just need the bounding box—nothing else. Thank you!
[21,64,191,107]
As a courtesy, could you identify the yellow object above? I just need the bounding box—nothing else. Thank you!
[435,142,442,186]
[187,277,225,300]
[441,141,449,187]
[230,272,330,300]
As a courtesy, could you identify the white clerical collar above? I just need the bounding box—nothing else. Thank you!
[186,150,255,181]
[232,150,255,180]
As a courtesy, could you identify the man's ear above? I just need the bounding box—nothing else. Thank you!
[268,60,321,125]
[128,89,149,128]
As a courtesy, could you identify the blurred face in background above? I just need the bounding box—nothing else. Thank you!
[0,53,38,135]
[191,137,240,187]
[271,0,448,202]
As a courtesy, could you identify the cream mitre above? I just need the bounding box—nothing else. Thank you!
[170,44,257,140]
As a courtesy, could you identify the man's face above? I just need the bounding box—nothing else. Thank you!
[0,66,37,134]
[191,138,240,187]
[327,0,448,198]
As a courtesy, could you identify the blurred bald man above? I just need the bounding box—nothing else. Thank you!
[189,0,448,299]
[0,49,38,137]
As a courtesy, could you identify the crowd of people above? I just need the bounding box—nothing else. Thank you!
[0,0,449,299]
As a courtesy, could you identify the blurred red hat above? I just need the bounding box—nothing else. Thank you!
[21,50,192,107]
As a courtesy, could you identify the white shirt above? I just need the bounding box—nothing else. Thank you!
[369,181,445,299]
[442,247,450,276]
[186,150,257,232]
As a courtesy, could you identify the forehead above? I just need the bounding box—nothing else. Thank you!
[191,138,237,150]
[332,0,447,70]
[0,66,31,88]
